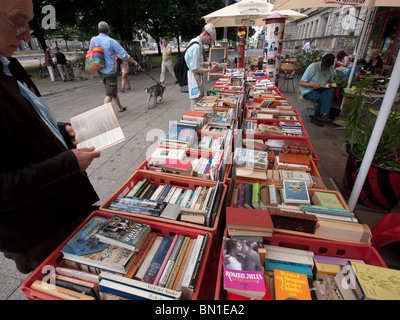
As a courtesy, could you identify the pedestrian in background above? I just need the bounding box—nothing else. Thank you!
[54,47,72,82]
[185,23,221,110]
[91,21,140,112]
[44,46,56,82]
[160,37,177,84]
[117,40,131,92]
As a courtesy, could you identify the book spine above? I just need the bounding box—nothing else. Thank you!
[165,237,190,289]
[143,236,174,284]
[153,235,178,286]
[174,239,195,291]
[31,280,95,300]
[134,236,163,281]
[125,233,157,279]
[188,233,209,290]
[99,279,174,300]
[157,235,185,288]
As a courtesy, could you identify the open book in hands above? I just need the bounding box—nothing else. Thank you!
[70,103,125,151]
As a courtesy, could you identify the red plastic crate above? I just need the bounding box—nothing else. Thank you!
[214,229,387,300]
[20,210,213,300]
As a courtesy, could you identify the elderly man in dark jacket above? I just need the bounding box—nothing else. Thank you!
[0,0,100,273]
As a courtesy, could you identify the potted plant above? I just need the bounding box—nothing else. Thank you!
[342,76,400,210]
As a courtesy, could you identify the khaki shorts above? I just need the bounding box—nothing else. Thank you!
[99,72,118,98]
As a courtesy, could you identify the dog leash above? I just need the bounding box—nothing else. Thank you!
[143,70,162,86]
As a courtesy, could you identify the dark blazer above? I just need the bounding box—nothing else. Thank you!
[0,60,99,253]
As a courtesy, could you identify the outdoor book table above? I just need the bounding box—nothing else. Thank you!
[20,210,214,300]
[214,229,387,300]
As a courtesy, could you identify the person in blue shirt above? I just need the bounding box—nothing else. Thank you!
[299,53,336,127]
[345,58,367,79]
[90,21,140,112]
[185,23,222,110]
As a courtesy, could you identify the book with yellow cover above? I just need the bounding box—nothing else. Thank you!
[313,191,345,210]
[274,269,312,300]
[348,261,400,300]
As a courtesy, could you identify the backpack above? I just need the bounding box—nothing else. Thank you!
[173,41,200,87]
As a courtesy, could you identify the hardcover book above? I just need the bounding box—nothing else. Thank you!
[223,238,267,300]
[282,180,310,204]
[226,207,274,233]
[143,235,174,284]
[60,216,136,275]
[95,215,151,252]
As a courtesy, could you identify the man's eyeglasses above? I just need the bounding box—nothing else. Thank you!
[0,14,29,36]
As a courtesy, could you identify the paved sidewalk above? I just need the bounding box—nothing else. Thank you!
[1,66,398,300]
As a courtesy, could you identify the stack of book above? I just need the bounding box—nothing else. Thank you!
[226,207,274,238]
[278,121,303,136]
[274,153,311,172]
[194,96,217,113]
[159,125,197,149]
[32,215,210,300]
[233,148,268,171]
[149,147,186,166]
[206,108,234,128]
[109,180,224,228]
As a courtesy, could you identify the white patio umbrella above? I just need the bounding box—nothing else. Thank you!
[273,0,400,212]
[203,0,307,28]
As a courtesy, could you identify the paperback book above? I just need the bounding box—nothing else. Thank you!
[223,238,267,300]
[95,215,151,252]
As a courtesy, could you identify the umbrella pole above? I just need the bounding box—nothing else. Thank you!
[346,0,375,89]
[347,47,400,212]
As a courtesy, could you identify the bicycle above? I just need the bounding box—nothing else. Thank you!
[38,58,63,81]
[140,53,152,71]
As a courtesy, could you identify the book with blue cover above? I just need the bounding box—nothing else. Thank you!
[60,216,136,274]
[143,235,174,284]
[282,180,310,204]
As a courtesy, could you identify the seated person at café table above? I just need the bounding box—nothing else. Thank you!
[345,58,367,79]
[364,49,383,74]
[299,53,336,127]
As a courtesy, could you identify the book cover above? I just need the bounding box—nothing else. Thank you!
[226,207,274,232]
[274,269,312,300]
[283,180,310,204]
[60,216,135,274]
[143,235,174,284]
[348,261,400,300]
[223,238,266,300]
[313,191,345,210]
[159,203,181,220]
[95,215,151,252]
[233,148,268,170]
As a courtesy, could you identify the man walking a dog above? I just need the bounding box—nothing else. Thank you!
[91,21,141,112]
[185,23,221,109]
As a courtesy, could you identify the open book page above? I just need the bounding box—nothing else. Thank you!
[70,103,125,151]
